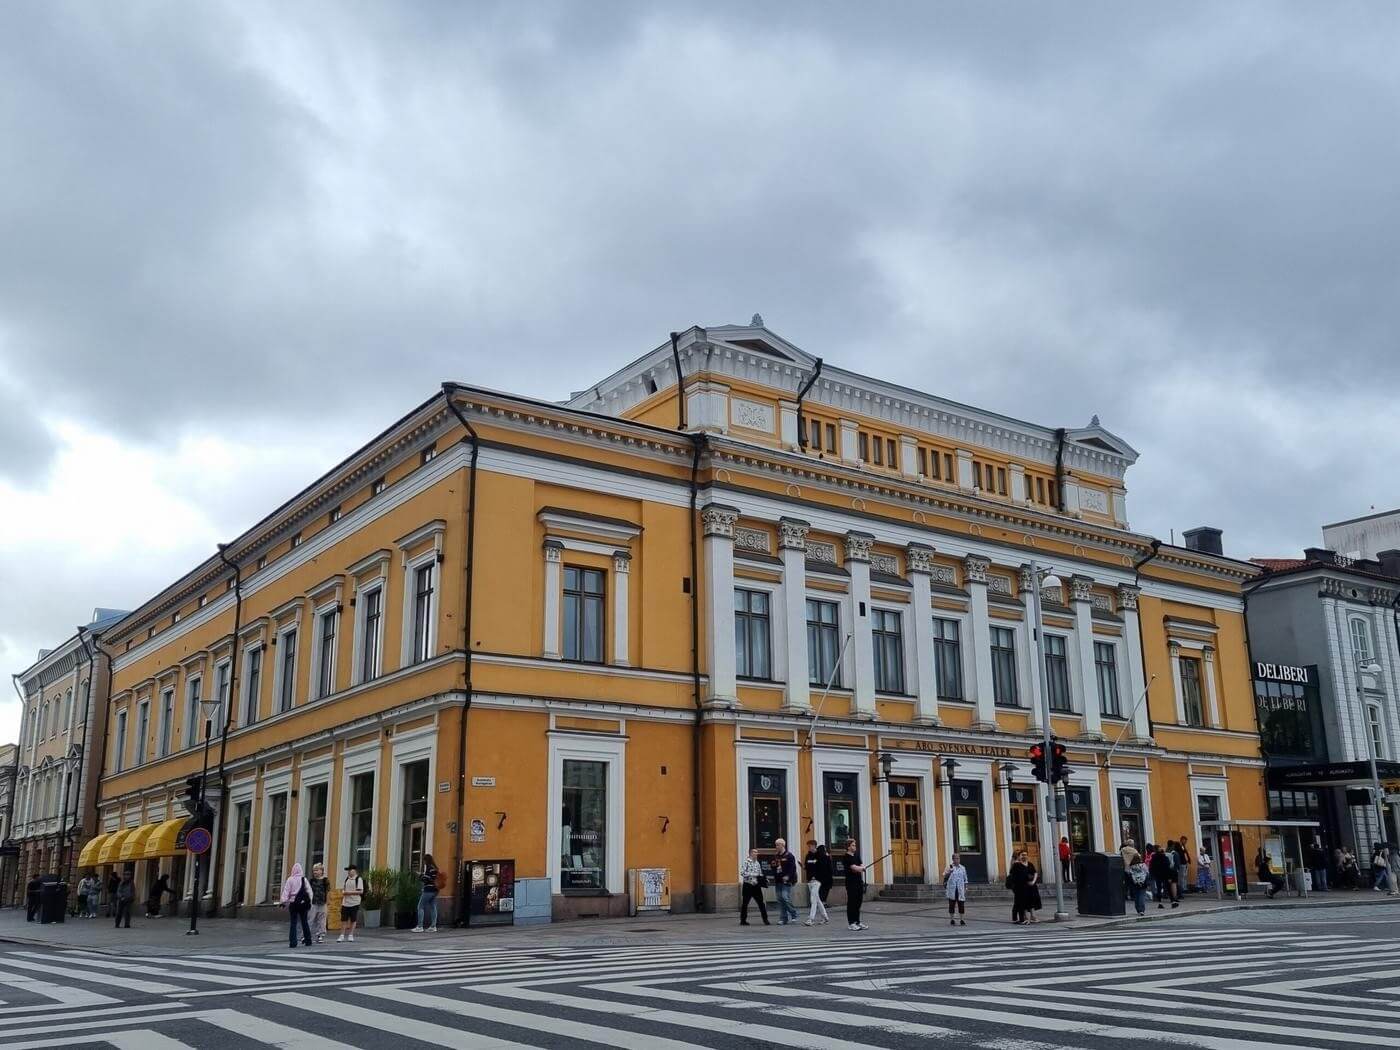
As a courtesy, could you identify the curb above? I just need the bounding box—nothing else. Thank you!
[1071,893,1400,931]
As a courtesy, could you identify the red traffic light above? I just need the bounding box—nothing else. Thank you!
[1028,743,1045,760]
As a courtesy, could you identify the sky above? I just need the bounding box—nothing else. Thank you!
[2,1,1398,743]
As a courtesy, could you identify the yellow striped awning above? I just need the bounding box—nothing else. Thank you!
[118,823,158,862]
[77,833,112,868]
[97,827,137,865]
[143,817,188,859]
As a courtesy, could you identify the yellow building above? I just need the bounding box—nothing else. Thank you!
[91,319,1265,920]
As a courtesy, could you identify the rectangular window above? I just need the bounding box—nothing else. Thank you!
[420,446,437,465]
[1180,655,1205,726]
[232,802,253,906]
[316,608,338,698]
[933,617,964,700]
[972,462,983,489]
[135,701,149,765]
[873,608,905,694]
[304,783,328,869]
[291,532,303,548]
[734,588,772,680]
[806,599,840,686]
[360,586,383,681]
[1351,618,1375,667]
[372,476,386,495]
[748,767,788,852]
[825,423,836,452]
[411,563,435,663]
[399,759,430,871]
[279,629,298,712]
[1048,480,1059,507]
[264,793,288,901]
[1095,642,1122,716]
[886,438,897,467]
[996,467,1007,495]
[560,759,607,891]
[562,566,606,663]
[1035,477,1046,504]
[917,447,928,476]
[806,417,819,449]
[243,647,262,726]
[349,772,375,872]
[872,436,884,465]
[1368,705,1386,760]
[858,432,869,462]
[158,689,174,757]
[329,505,342,524]
[213,661,230,733]
[185,676,201,748]
[990,625,1018,706]
[257,555,267,571]
[943,453,954,481]
[1045,635,1072,711]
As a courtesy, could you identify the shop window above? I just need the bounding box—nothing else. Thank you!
[734,588,772,680]
[399,759,430,871]
[232,802,252,906]
[561,759,608,891]
[1045,635,1072,711]
[264,793,288,901]
[1254,679,1317,757]
[348,772,375,873]
[1118,788,1144,849]
[304,783,328,870]
[806,599,840,686]
[748,768,787,853]
[1095,642,1121,716]
[562,567,606,663]
[872,609,905,694]
[933,617,964,701]
[991,625,1018,706]
[1180,655,1205,726]
[824,772,860,877]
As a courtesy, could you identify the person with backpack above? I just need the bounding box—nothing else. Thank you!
[1127,855,1150,915]
[943,852,969,926]
[803,840,831,926]
[145,872,173,918]
[1149,843,1179,909]
[279,861,314,948]
[338,864,364,942]
[308,862,331,943]
[414,853,443,932]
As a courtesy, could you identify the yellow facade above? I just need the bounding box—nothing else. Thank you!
[94,322,1266,921]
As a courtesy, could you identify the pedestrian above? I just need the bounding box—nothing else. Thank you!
[106,870,120,916]
[1255,848,1284,898]
[943,852,968,926]
[1196,844,1214,894]
[738,847,770,926]
[1058,837,1072,884]
[1371,845,1390,892]
[24,874,42,923]
[1119,840,1140,868]
[414,853,442,932]
[1007,852,1031,925]
[1127,854,1150,916]
[1175,838,1191,894]
[1339,848,1360,890]
[1387,846,1400,897]
[279,861,314,948]
[308,862,330,943]
[844,840,867,931]
[770,837,799,925]
[1149,843,1178,908]
[804,840,831,926]
[1024,851,1043,921]
[146,872,172,918]
[1307,839,1329,892]
[114,870,135,928]
[337,864,364,942]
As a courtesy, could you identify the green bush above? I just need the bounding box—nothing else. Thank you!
[364,866,395,911]
[393,869,420,913]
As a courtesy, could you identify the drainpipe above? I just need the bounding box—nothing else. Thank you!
[1132,540,1163,737]
[69,627,104,885]
[443,384,480,927]
[793,358,824,451]
[1054,428,1068,512]
[209,543,243,914]
[670,333,687,431]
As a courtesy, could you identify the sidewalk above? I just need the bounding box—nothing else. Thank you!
[1,890,1395,957]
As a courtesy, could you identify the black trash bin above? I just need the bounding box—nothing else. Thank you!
[39,882,67,924]
[1074,853,1125,916]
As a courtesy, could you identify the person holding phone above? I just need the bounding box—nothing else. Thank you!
[844,840,867,931]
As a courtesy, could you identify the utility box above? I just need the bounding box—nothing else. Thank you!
[39,882,68,924]
[1074,853,1125,916]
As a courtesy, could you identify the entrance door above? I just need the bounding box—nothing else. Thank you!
[888,779,924,883]
[951,780,987,883]
[1066,786,1095,855]
[1008,786,1041,871]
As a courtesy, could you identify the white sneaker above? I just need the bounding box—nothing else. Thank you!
[856,923,869,930]
[412,926,424,932]
[848,923,859,930]
[428,926,437,932]
[336,934,344,942]
[803,919,813,926]
[347,934,355,941]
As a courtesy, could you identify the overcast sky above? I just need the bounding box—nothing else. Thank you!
[2,1,1398,742]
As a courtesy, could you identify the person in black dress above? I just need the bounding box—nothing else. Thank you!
[844,840,867,931]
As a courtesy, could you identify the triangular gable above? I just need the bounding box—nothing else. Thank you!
[1065,420,1138,463]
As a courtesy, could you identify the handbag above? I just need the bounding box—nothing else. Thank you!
[757,874,769,888]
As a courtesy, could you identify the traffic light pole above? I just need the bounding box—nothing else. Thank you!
[1029,561,1069,921]
[186,720,213,936]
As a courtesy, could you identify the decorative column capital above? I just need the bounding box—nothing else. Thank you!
[1168,640,1182,656]
[542,539,564,563]
[700,504,740,539]
[1018,564,1037,593]
[1202,644,1215,661]
[612,550,632,574]
[1070,574,1095,604]
[963,554,991,585]
[844,531,875,563]
[905,543,935,575]
[778,517,810,552]
[1116,583,1140,611]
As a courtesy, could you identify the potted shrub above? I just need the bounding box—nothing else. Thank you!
[363,867,394,929]
[393,869,420,930]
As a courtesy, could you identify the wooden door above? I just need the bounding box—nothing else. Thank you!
[1009,787,1041,872]
[887,779,924,882]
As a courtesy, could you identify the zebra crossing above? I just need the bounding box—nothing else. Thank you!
[0,924,1392,1047]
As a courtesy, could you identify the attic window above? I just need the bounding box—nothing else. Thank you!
[642,375,658,395]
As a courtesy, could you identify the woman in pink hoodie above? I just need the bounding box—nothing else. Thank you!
[278,862,313,948]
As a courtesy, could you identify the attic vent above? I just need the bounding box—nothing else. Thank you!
[1079,437,1118,452]
[732,339,789,359]
[642,375,658,395]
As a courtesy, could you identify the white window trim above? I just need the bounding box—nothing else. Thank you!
[1043,630,1076,714]
[803,591,849,691]
[272,624,299,713]
[351,581,386,686]
[294,756,334,873]
[338,744,381,877]
[809,747,878,876]
[1108,769,1155,852]
[1351,616,1375,667]
[309,600,341,701]
[734,741,801,867]
[401,550,440,667]
[547,732,626,895]
[870,600,913,696]
[1094,639,1126,718]
[932,611,971,704]
[386,726,437,874]
[735,579,786,684]
[256,768,293,904]
[1189,774,1230,861]
[1366,702,1387,760]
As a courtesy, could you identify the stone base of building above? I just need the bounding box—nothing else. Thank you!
[552,892,630,921]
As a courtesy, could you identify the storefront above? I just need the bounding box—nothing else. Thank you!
[950,779,988,882]
[1115,787,1145,850]
[1065,785,1096,855]
[823,772,861,877]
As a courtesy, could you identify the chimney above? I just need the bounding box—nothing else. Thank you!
[1182,526,1223,557]
[1378,549,1400,580]
[1303,547,1336,565]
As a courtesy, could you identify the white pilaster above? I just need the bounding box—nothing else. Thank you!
[1008,463,1027,503]
[898,435,918,479]
[1118,585,1150,741]
[541,540,563,659]
[1168,641,1186,724]
[1061,475,1081,516]
[846,531,876,720]
[1070,575,1104,740]
[1111,487,1128,527]
[956,449,975,491]
[1020,565,1043,730]
[1202,645,1221,728]
[906,543,940,725]
[779,518,810,712]
[611,550,631,666]
[779,400,799,448]
[964,555,997,730]
[703,505,740,707]
[839,419,859,464]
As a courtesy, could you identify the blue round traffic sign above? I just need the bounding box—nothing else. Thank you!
[185,827,212,855]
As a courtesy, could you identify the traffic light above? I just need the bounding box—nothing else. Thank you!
[1028,742,1047,783]
[181,776,203,816]
[1051,741,1070,783]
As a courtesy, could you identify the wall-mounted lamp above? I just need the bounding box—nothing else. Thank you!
[995,762,1019,793]
[872,751,895,785]
[936,756,961,789]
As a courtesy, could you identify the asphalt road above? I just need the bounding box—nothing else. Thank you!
[0,904,1394,1047]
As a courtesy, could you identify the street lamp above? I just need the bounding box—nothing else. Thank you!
[1029,561,1070,921]
[1357,661,1387,849]
[873,752,895,785]
[187,694,221,936]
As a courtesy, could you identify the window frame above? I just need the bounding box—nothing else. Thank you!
[405,554,438,666]
[355,582,385,684]
[1351,617,1375,668]
[933,616,965,701]
[562,565,606,664]
[312,604,340,700]
[1095,641,1122,717]
[275,626,299,713]
[158,688,174,758]
[1180,654,1205,727]
[734,587,773,681]
[135,700,150,766]
[872,607,906,695]
[184,675,202,749]
[806,598,841,687]
[242,645,263,727]
[1367,703,1387,760]
[990,624,1018,707]
[114,709,128,773]
[1044,634,1072,712]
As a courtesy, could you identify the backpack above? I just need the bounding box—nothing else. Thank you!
[293,878,311,909]
[1129,864,1149,887]
[434,869,446,891]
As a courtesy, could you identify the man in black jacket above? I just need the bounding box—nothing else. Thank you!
[1149,846,1179,909]
[771,838,799,925]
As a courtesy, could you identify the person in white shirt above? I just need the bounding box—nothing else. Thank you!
[738,848,770,926]
[338,864,365,943]
[943,853,969,926]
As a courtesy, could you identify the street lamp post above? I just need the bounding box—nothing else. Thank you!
[1357,661,1388,850]
[1029,560,1069,921]
[187,696,220,936]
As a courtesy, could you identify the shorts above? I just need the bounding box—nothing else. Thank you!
[340,904,360,922]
